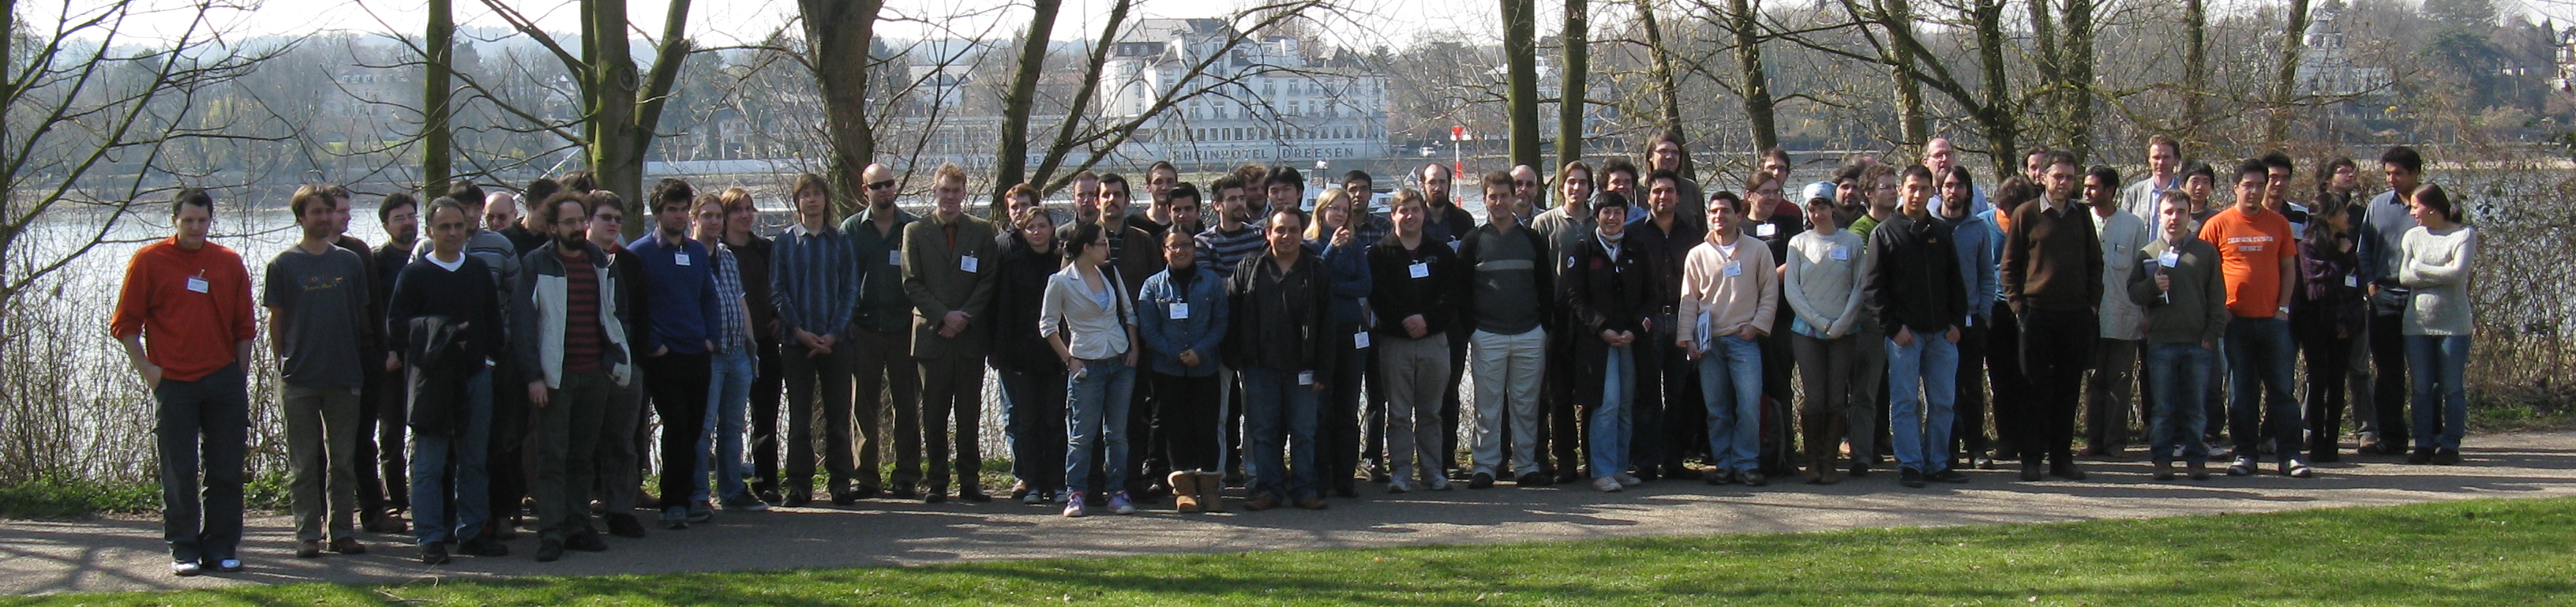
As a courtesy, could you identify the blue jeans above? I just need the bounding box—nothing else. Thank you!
[1242,367,1322,501]
[999,367,1067,493]
[1697,335,1764,474]
[412,368,492,544]
[1887,334,1959,474]
[2144,343,2213,464]
[2405,335,2472,451]
[2225,317,2303,462]
[695,349,755,505]
[1064,357,1136,496]
[1588,346,1634,478]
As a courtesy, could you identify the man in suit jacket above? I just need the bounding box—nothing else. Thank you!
[901,163,1002,504]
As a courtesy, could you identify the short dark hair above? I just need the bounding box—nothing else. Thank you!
[1266,166,1303,189]
[536,192,593,227]
[2087,165,2120,186]
[377,192,419,225]
[560,170,598,193]
[1167,182,1202,207]
[2259,152,2295,175]
[589,189,628,215]
[1993,177,2043,211]
[1211,175,1246,197]
[1147,160,1179,177]
[425,197,471,225]
[1901,164,1936,183]
[1340,170,1373,187]
[1592,192,1629,218]
[523,178,562,211]
[1940,166,1974,190]
[2409,182,2462,223]
[1483,170,1516,194]
[1600,158,1640,182]
[2045,150,2079,171]
[448,181,486,209]
[1100,173,1132,199]
[2147,133,2180,157]
[650,178,696,214]
[2181,159,2215,182]
[2235,158,2270,183]
[170,187,215,218]
[1833,163,1866,185]
[1645,168,1681,189]
[291,185,336,219]
[2380,146,2424,174]
[1266,204,1308,229]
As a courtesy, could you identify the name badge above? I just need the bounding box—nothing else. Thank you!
[1169,302,1190,320]
[2158,252,2180,268]
[1829,245,1850,260]
[1756,223,1777,238]
[2345,275,2359,288]
[1354,332,1371,349]
[1723,261,1742,277]
[674,252,692,267]
[960,256,980,272]
[1297,370,1315,385]
[1447,241,1462,252]
[1408,261,1430,279]
[887,249,902,266]
[1966,314,1975,328]
[185,275,210,294]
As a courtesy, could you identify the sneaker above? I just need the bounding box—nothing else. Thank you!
[660,507,690,530]
[172,560,204,576]
[1614,473,1644,488]
[1386,478,1413,494]
[723,497,771,512]
[418,544,450,565]
[461,534,510,557]
[2282,459,2314,478]
[328,537,367,555]
[1424,475,1453,491]
[1899,468,1927,488]
[1704,470,1735,485]
[1593,476,1624,493]
[1062,492,1088,517]
[1933,469,1970,484]
[1514,471,1553,487]
[2407,448,2435,465]
[1108,493,1136,515]
[1468,472,1495,489]
[1022,490,1044,505]
[2433,448,2463,466]
[213,558,242,572]
[1740,471,1768,487]
[2226,456,2259,477]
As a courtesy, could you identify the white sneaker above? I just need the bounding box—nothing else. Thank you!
[1387,478,1413,494]
[1593,476,1624,493]
[1425,475,1453,491]
[1614,473,1643,488]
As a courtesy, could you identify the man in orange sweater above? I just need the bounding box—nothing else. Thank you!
[111,189,258,577]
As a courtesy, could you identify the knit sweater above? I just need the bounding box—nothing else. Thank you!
[2398,224,2477,336]
[1783,228,1866,338]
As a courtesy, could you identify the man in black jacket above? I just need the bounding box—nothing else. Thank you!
[1562,196,1654,493]
[1865,166,1971,488]
[1370,190,1463,494]
[1228,207,1337,511]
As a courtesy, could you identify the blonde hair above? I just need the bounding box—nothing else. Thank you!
[1306,187,1352,241]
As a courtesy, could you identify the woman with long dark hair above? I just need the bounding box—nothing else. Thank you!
[2398,183,2478,465]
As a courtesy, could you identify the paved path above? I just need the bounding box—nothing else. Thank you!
[9,431,2576,596]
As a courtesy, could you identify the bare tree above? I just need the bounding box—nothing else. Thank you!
[1559,0,1592,169]
[478,0,696,234]
[1503,0,1544,167]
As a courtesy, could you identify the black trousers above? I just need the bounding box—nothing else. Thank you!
[487,363,529,524]
[917,355,985,491]
[782,343,855,498]
[1985,307,2030,457]
[1540,319,1583,474]
[2367,311,2412,445]
[1152,372,1223,472]
[641,352,712,511]
[1321,337,1368,493]
[748,339,784,495]
[1950,319,1993,460]
[352,360,402,515]
[2015,308,2097,464]
[2300,323,2354,459]
[1440,328,1470,473]
[1362,346,1387,473]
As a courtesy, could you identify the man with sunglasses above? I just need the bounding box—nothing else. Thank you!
[839,163,925,502]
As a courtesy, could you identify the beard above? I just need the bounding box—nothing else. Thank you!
[557,230,588,251]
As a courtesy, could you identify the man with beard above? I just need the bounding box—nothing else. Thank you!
[515,192,636,561]
[1530,162,1596,484]
[840,163,924,501]
[1417,162,1478,480]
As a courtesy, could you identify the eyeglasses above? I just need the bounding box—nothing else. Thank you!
[867,180,898,191]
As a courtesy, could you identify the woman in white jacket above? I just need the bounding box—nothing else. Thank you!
[2397,183,2477,466]
[1041,223,1141,516]
[1782,184,1869,484]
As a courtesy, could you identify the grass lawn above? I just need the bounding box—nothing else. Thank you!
[14,496,2576,606]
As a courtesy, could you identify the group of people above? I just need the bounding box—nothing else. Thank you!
[114,135,2480,576]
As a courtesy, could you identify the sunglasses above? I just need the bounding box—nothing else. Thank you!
[867,180,898,191]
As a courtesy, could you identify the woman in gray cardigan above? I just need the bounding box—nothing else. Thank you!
[2398,184,2478,465]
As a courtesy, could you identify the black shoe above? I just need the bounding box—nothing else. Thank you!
[2433,448,2462,466]
[757,489,785,505]
[1740,471,1768,487]
[534,540,564,563]
[2049,460,2087,481]
[1704,470,1735,485]
[783,493,814,508]
[1663,466,1703,480]
[1468,472,1495,489]
[959,488,993,503]
[886,482,918,499]
[1899,468,1927,488]
[1553,468,1584,485]
[851,485,882,500]
[1632,468,1660,482]
[1972,455,1997,470]
[565,533,608,553]
[420,543,451,565]
[460,534,511,557]
[2019,461,2045,481]
[606,513,647,538]
[924,486,948,504]
[831,490,858,506]
[1933,469,1970,484]
[1367,463,1391,483]
[1516,471,1553,487]
[1847,462,1871,478]
[2407,448,2434,465]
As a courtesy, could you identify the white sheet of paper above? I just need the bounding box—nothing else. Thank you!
[1723,261,1742,277]
[1830,245,1849,260]
[960,256,979,272]
[1408,262,1429,279]
[2345,275,2358,288]
[1297,371,1314,385]
[1756,223,1777,237]
[1354,332,1371,349]
[674,253,692,267]
[888,250,902,266]
[1169,302,1190,320]
[1693,311,1713,352]
[2158,251,2179,268]
[186,276,210,294]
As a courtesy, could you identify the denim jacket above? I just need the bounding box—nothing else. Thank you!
[1138,266,1228,377]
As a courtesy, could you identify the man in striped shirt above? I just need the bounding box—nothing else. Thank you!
[1195,175,1268,279]
[771,174,864,505]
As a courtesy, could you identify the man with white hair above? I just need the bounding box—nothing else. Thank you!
[1922,137,1989,216]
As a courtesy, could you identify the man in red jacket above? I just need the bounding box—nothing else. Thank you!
[112,188,257,576]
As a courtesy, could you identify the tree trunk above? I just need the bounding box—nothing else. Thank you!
[1556,0,1589,171]
[1973,0,2019,182]
[1026,0,1131,196]
[2059,0,2094,162]
[2266,0,2312,147]
[801,0,884,218]
[1881,0,1925,147]
[421,0,452,199]
[992,0,1063,212]
[2025,0,2060,154]
[1728,0,1778,152]
[1634,0,1684,137]
[2183,0,2207,152]
[1502,0,1543,168]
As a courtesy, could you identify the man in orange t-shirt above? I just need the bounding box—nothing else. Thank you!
[111,188,258,576]
[2196,158,2311,480]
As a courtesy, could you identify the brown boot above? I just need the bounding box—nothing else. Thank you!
[1196,471,1227,512]
[1802,414,1843,485]
[1168,470,1201,513]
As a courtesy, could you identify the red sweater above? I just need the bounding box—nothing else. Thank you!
[110,238,257,382]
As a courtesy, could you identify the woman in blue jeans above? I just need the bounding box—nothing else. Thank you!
[2397,184,2478,465]
[1042,223,1142,515]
